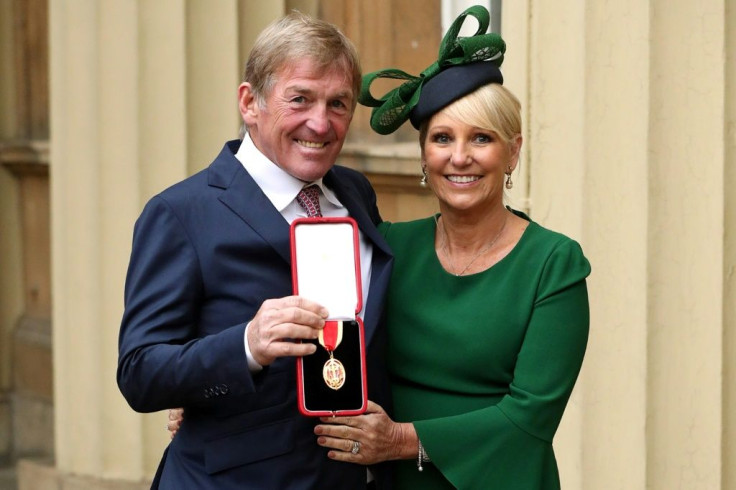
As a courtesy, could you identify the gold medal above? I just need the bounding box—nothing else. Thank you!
[319,321,345,390]
[323,355,346,390]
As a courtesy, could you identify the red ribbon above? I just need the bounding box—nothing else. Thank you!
[322,321,339,351]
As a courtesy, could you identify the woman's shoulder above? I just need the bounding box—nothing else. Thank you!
[509,208,591,276]
[511,209,582,248]
[526,221,582,250]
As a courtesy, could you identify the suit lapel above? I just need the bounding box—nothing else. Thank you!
[210,142,292,264]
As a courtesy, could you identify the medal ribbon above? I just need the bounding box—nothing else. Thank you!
[319,321,343,352]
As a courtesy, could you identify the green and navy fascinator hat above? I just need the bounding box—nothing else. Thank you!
[359,5,506,135]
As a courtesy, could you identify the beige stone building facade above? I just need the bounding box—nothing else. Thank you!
[0,0,734,488]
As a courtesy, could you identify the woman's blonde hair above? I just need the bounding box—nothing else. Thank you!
[419,83,521,149]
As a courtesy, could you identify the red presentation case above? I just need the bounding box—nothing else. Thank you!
[290,217,368,417]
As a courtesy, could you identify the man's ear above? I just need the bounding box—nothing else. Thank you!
[238,82,258,125]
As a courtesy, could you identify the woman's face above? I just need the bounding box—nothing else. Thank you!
[422,111,521,215]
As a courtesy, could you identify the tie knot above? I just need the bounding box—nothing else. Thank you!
[296,185,322,217]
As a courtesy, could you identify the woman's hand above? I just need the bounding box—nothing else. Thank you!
[314,401,416,465]
[167,408,184,440]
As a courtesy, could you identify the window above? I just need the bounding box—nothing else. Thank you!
[442,1,501,35]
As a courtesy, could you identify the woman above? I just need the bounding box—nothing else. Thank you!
[313,6,591,489]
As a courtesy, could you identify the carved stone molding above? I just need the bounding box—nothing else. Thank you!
[0,140,49,176]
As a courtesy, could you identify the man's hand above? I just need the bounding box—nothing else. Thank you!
[247,296,329,366]
[167,408,184,440]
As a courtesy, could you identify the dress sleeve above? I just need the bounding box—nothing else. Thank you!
[414,238,591,490]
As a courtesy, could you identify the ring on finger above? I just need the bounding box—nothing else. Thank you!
[351,440,361,455]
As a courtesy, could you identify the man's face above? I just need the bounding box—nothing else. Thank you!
[239,59,355,182]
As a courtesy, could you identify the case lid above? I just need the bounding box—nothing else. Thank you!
[290,217,362,319]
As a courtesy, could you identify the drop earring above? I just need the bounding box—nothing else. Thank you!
[420,166,428,187]
[505,167,513,190]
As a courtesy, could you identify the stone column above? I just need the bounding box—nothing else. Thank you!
[579,2,652,488]
[32,0,241,487]
[0,0,23,466]
[645,1,725,488]
[724,4,736,489]
[517,1,732,489]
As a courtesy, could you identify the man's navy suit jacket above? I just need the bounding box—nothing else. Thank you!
[117,140,394,489]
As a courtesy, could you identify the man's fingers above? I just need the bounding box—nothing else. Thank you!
[278,307,328,330]
[271,339,317,358]
[248,296,330,365]
[263,296,329,319]
[257,323,324,346]
[257,337,318,358]
[168,408,183,421]
[254,305,327,337]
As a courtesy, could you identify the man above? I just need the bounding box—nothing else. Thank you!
[117,12,393,489]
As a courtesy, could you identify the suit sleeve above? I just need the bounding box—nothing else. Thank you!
[117,196,255,413]
[414,239,591,490]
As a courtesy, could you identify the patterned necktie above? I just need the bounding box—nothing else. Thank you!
[295,184,322,217]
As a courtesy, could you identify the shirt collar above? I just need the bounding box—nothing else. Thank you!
[234,134,342,212]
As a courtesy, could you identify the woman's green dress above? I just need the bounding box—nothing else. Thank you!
[380,211,591,490]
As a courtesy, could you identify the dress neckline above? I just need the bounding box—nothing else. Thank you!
[429,211,534,278]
